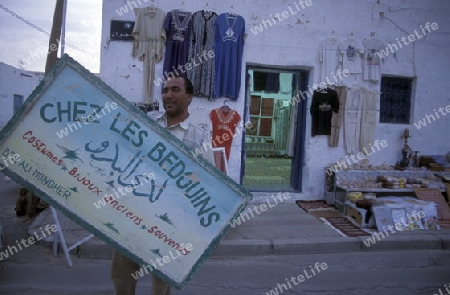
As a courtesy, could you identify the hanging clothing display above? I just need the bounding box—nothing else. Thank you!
[210,107,242,160]
[162,9,192,76]
[286,102,298,157]
[243,73,253,148]
[286,74,301,157]
[318,37,340,83]
[329,86,347,147]
[310,87,339,136]
[213,148,228,174]
[214,13,245,100]
[187,10,218,99]
[275,101,290,151]
[343,88,363,154]
[132,7,166,104]
[360,90,378,152]
[362,38,385,82]
[339,38,363,74]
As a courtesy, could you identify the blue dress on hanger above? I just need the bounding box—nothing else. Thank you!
[214,13,245,100]
[163,9,192,76]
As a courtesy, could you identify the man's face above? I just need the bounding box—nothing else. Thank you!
[161,77,192,116]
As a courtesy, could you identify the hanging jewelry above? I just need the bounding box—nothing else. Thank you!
[172,9,191,41]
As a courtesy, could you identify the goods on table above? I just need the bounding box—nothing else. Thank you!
[376,175,446,190]
[347,192,363,203]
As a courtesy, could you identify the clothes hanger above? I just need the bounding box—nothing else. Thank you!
[329,30,337,41]
[146,0,156,12]
[228,5,237,18]
[205,2,216,13]
[320,86,329,93]
[178,1,187,12]
[221,99,230,109]
[346,32,354,41]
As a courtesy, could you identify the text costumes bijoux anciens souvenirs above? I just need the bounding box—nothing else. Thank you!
[93,110,219,229]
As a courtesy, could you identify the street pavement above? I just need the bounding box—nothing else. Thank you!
[1,178,450,294]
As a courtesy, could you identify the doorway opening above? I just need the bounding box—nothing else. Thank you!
[241,66,308,191]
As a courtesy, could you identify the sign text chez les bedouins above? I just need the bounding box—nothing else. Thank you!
[0,54,253,288]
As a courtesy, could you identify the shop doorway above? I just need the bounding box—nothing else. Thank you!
[241,66,308,192]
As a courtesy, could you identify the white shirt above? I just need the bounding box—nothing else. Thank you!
[339,38,364,74]
[362,38,385,82]
[318,37,340,82]
[148,111,215,164]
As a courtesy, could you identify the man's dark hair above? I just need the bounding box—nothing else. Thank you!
[163,75,193,95]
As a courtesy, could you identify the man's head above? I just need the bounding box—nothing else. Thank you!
[161,75,193,119]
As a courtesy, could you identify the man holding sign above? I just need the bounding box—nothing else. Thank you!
[111,75,214,295]
[0,55,251,293]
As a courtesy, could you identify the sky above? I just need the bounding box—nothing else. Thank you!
[0,0,102,73]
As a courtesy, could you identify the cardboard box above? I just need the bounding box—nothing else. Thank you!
[372,196,439,232]
[346,204,363,225]
[429,163,444,171]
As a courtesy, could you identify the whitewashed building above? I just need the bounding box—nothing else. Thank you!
[0,62,43,129]
[99,0,450,200]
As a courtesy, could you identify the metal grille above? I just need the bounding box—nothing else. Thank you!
[380,76,413,124]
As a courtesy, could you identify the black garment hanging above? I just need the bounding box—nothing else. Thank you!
[310,87,339,136]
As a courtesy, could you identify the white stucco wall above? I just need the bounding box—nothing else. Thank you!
[100,0,450,199]
[0,62,43,129]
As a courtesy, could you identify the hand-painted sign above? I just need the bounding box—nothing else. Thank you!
[0,54,252,288]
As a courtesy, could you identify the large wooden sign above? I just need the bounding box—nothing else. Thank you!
[0,54,252,288]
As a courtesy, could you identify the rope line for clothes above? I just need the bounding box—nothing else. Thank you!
[121,41,379,55]
[0,4,94,56]
[1,5,384,54]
